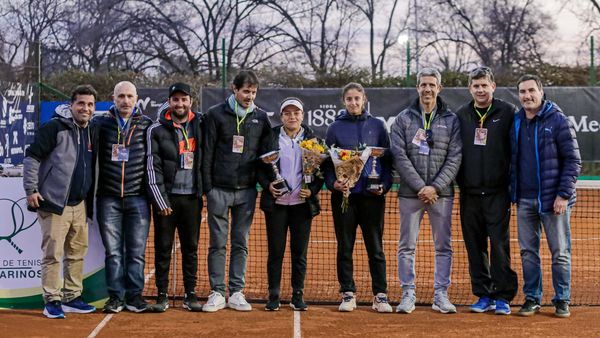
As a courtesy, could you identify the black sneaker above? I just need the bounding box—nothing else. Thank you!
[265,294,280,311]
[152,292,169,313]
[103,296,124,313]
[290,291,307,311]
[553,300,570,318]
[183,292,203,312]
[518,299,541,317]
[125,294,149,313]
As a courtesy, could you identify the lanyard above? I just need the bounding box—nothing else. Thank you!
[116,107,136,144]
[234,100,250,134]
[422,110,435,130]
[179,122,191,150]
[474,103,492,128]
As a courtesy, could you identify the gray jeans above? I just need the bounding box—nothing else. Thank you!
[207,187,257,296]
[397,196,453,292]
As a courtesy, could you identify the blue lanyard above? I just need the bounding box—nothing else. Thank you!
[116,107,136,144]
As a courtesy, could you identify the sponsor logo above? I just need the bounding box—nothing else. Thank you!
[0,197,36,254]
[0,196,41,280]
[568,115,600,133]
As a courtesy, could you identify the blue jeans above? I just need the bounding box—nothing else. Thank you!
[517,198,572,303]
[97,195,150,299]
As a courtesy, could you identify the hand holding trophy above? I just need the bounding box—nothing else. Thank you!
[260,150,290,195]
[366,147,386,193]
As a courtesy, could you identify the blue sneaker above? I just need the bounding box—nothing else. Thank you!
[43,300,65,319]
[470,297,495,313]
[495,299,511,315]
[62,296,96,313]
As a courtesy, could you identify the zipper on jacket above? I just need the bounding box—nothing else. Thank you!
[63,124,79,208]
[534,120,543,213]
[120,123,138,197]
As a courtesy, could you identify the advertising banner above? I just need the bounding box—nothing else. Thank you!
[201,87,600,161]
[0,178,107,309]
[0,82,37,165]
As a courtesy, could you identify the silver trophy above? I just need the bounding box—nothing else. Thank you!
[367,147,386,192]
[260,150,290,194]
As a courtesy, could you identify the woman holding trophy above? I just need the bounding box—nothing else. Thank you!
[257,97,324,312]
[323,82,393,313]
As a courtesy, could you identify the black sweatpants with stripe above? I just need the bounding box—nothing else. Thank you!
[154,194,202,294]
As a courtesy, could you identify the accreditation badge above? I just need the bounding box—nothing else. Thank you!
[232,135,244,153]
[412,128,426,146]
[418,140,430,155]
[112,144,129,161]
[181,151,194,169]
[474,128,488,146]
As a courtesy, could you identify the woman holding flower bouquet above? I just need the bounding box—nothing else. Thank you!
[257,97,324,312]
[323,82,394,313]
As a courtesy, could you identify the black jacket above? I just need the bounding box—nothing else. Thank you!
[257,125,323,217]
[94,107,153,198]
[456,98,516,195]
[147,108,203,210]
[202,100,272,191]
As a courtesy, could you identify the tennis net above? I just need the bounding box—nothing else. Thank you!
[142,180,600,306]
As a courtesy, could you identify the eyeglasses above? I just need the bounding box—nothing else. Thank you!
[426,129,434,147]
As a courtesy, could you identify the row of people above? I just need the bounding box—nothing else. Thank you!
[23,68,580,319]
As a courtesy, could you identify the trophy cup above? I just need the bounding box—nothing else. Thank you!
[260,150,290,194]
[367,147,387,192]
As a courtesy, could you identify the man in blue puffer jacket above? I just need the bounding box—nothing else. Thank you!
[510,74,581,318]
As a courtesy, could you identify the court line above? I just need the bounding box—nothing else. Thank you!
[87,314,113,338]
[310,238,600,244]
[87,216,205,338]
[294,311,301,338]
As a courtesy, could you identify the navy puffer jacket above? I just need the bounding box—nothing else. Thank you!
[323,110,393,195]
[510,100,581,213]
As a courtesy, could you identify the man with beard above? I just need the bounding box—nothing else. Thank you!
[147,83,203,312]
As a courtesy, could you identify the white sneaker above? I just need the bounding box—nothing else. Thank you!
[432,291,457,314]
[372,293,393,313]
[396,290,416,314]
[228,291,252,311]
[202,290,226,312]
[338,292,356,312]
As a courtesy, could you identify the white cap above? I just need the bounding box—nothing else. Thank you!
[279,98,303,114]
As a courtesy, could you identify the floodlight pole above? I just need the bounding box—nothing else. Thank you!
[591,36,596,86]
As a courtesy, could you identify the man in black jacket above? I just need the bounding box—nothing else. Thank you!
[95,81,153,313]
[146,83,203,312]
[456,67,518,315]
[202,70,272,312]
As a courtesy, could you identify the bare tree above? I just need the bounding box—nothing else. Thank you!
[129,0,285,80]
[347,0,407,80]
[0,0,68,82]
[260,0,360,77]
[419,0,554,75]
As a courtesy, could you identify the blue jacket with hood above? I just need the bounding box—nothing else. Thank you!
[510,100,581,213]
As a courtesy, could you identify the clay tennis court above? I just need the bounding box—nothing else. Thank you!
[1,186,599,337]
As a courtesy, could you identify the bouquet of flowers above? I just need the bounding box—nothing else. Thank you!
[329,146,372,213]
[299,138,328,189]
